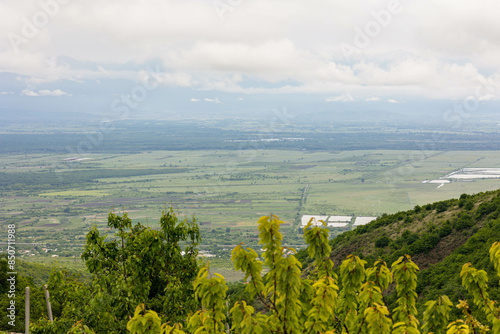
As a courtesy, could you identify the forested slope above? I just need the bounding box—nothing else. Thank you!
[298,188,500,320]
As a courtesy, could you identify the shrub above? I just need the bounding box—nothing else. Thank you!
[401,230,420,245]
[438,222,453,238]
[435,201,449,213]
[375,236,391,248]
[410,233,440,254]
[453,213,474,231]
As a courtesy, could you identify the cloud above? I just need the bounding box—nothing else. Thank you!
[204,98,222,103]
[325,93,354,102]
[387,99,399,104]
[0,91,14,95]
[21,89,71,97]
[1,0,500,102]
[478,94,496,101]
[366,96,380,101]
[190,98,200,102]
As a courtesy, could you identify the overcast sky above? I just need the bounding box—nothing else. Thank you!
[1,0,500,116]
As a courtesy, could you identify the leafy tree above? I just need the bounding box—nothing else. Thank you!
[35,209,201,333]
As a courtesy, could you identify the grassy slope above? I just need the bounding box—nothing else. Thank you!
[298,188,500,321]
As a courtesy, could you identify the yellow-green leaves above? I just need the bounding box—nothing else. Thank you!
[127,304,173,334]
[365,304,393,334]
[455,300,490,333]
[304,220,334,277]
[190,267,228,334]
[366,259,393,292]
[304,276,339,333]
[231,244,264,298]
[340,254,366,311]
[230,301,271,334]
[304,221,331,262]
[276,253,303,334]
[184,217,500,334]
[422,295,453,334]
[392,255,420,330]
[446,320,470,334]
[460,263,495,318]
[490,242,500,279]
[258,214,284,266]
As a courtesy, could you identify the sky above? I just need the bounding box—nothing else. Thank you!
[1,0,500,118]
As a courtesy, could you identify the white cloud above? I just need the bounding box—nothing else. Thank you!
[325,93,354,102]
[366,96,380,101]
[190,98,200,102]
[22,89,39,97]
[387,99,399,104]
[204,98,222,103]
[1,0,500,101]
[21,89,70,97]
[0,91,14,95]
[478,94,496,101]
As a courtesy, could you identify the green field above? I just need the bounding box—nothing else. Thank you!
[2,149,500,280]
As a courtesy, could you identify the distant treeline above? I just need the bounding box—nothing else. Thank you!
[1,121,500,153]
[0,168,188,190]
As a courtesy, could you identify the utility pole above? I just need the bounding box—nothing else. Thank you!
[25,286,30,334]
[44,285,53,323]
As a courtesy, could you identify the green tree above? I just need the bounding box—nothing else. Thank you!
[37,209,201,333]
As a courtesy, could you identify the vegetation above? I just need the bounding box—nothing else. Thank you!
[3,120,500,154]
[0,190,498,332]
[122,214,500,333]
[22,209,200,333]
[3,148,500,270]
[3,107,500,332]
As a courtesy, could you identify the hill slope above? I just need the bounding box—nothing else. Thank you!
[298,188,500,320]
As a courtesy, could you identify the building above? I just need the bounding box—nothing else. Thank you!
[301,215,328,227]
[353,216,377,226]
[327,216,352,228]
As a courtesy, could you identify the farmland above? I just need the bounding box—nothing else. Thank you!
[2,148,500,273]
[1,118,500,281]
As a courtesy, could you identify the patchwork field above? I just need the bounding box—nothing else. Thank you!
[2,149,500,280]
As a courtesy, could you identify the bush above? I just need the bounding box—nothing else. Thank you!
[401,230,420,245]
[435,201,449,213]
[453,213,474,231]
[409,233,440,254]
[438,222,453,238]
[375,236,391,248]
[476,201,497,218]
[463,200,474,211]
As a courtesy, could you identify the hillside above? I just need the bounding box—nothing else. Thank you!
[298,188,500,320]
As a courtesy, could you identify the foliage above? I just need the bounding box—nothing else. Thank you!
[375,236,391,248]
[6,189,500,333]
[0,255,47,333]
[127,304,168,334]
[126,214,500,334]
[33,209,201,333]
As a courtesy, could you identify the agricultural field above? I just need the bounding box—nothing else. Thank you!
[2,149,500,280]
